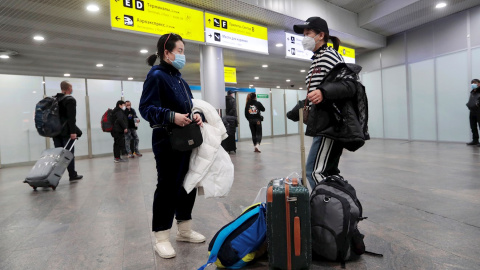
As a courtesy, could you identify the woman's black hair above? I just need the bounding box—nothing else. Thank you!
[311,29,341,51]
[472,79,480,84]
[116,100,125,108]
[146,33,184,66]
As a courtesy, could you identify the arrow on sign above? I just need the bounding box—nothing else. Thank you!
[208,19,211,23]
[115,0,119,2]
[208,34,212,38]
[115,16,120,21]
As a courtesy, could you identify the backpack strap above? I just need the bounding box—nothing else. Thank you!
[364,250,383,257]
[198,205,262,270]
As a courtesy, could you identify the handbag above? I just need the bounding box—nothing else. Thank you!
[168,79,203,151]
[169,123,203,151]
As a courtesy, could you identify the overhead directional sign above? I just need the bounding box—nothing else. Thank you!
[224,67,237,84]
[285,32,355,63]
[205,12,268,54]
[110,0,205,42]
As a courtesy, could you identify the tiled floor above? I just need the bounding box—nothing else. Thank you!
[1,136,480,269]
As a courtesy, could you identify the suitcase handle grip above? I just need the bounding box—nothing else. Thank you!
[64,138,77,152]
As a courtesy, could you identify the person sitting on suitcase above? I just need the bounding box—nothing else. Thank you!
[53,81,83,181]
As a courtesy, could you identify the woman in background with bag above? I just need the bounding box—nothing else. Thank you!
[293,17,345,189]
[245,93,265,153]
[139,33,205,259]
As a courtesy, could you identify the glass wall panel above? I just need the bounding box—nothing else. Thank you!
[238,92,251,139]
[255,88,272,137]
[272,89,286,136]
[382,65,409,139]
[45,77,89,156]
[436,51,470,142]
[408,60,437,140]
[0,75,45,164]
[191,90,202,100]
[285,90,299,134]
[122,81,151,151]
[361,71,384,138]
[87,79,122,155]
[473,48,480,80]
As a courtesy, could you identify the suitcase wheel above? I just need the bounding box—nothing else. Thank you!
[51,185,56,191]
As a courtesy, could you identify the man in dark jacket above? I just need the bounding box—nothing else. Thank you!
[53,81,83,181]
[466,79,480,146]
[222,90,238,153]
[112,100,128,162]
[124,101,142,157]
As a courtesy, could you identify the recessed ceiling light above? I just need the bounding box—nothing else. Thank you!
[299,87,303,90]
[436,2,447,8]
[262,64,268,68]
[286,79,291,82]
[64,73,70,77]
[96,63,103,67]
[254,77,259,80]
[140,49,149,54]
[249,84,254,87]
[86,4,100,12]
[0,55,9,59]
[128,77,133,80]
[276,86,280,88]
[275,43,283,47]
[33,36,45,41]
[300,70,306,73]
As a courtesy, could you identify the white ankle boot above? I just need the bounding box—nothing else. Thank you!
[154,230,176,258]
[176,220,206,243]
[255,144,261,153]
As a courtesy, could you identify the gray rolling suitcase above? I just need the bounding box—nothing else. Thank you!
[24,139,76,191]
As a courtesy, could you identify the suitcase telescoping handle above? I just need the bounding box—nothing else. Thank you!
[298,108,307,186]
[64,138,77,152]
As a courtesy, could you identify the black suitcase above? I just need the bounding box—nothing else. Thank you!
[266,178,311,270]
[221,135,236,152]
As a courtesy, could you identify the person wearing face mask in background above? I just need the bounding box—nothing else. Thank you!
[466,79,480,146]
[111,100,128,163]
[139,33,205,259]
[292,17,347,189]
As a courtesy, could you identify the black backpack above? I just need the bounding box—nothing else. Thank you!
[34,95,68,137]
[310,175,382,268]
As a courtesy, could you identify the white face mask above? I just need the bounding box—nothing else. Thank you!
[302,34,320,52]
[121,106,126,111]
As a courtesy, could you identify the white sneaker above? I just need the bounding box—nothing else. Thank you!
[154,230,176,258]
[176,220,206,243]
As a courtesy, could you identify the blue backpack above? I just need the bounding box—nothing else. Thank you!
[198,203,266,270]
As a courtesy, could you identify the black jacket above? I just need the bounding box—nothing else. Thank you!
[124,108,138,129]
[466,89,480,112]
[112,107,128,134]
[287,63,369,152]
[226,96,237,117]
[245,100,265,121]
[54,93,82,138]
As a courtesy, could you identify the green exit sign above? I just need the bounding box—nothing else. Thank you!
[257,94,269,98]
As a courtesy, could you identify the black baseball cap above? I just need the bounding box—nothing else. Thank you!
[293,17,329,35]
[227,90,237,95]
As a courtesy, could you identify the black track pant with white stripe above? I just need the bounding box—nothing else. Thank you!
[306,136,344,187]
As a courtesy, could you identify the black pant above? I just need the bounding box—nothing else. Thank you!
[469,111,480,142]
[151,128,197,231]
[249,120,263,145]
[52,136,77,177]
[112,132,125,159]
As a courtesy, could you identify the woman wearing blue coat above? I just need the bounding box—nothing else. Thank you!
[139,33,205,259]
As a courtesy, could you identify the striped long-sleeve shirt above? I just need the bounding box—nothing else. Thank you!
[306,45,344,92]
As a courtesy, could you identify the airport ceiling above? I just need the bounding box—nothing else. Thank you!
[0,0,479,89]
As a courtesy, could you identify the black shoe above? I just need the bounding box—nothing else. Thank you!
[477,144,480,147]
[466,141,479,145]
[69,175,83,181]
